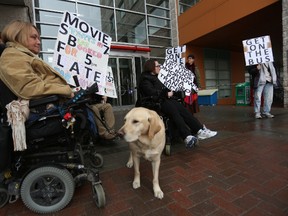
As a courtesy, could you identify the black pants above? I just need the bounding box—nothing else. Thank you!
[160,99,203,139]
[0,122,12,172]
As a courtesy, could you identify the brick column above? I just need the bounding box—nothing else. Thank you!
[283,0,288,108]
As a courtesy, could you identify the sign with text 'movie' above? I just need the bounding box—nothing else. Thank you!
[52,11,111,95]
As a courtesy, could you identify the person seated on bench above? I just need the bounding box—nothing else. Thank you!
[89,94,117,140]
[137,59,217,148]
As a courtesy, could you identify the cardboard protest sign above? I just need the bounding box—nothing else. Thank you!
[165,45,186,65]
[158,59,198,96]
[52,11,111,94]
[103,66,117,98]
[242,35,274,66]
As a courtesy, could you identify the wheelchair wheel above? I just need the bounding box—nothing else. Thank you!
[20,166,75,214]
[85,152,104,168]
[0,186,9,208]
[92,183,105,208]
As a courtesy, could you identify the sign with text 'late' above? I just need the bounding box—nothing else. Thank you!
[52,11,111,94]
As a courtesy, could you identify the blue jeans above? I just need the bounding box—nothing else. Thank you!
[254,82,274,114]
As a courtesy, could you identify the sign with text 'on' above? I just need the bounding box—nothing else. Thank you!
[242,35,274,66]
[52,11,112,94]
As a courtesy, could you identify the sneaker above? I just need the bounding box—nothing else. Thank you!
[263,113,274,118]
[197,128,217,140]
[255,113,262,119]
[184,135,199,148]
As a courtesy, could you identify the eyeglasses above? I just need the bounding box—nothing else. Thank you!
[155,65,161,68]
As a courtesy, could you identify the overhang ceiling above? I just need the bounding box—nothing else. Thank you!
[187,1,282,53]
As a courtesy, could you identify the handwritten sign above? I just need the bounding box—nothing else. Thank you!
[165,45,186,65]
[158,59,198,96]
[102,66,117,98]
[242,35,274,66]
[52,11,111,94]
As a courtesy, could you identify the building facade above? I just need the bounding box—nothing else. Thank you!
[178,0,287,107]
[0,0,286,108]
[0,0,178,108]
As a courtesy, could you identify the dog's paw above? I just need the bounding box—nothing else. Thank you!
[126,161,133,168]
[132,181,140,189]
[154,190,164,199]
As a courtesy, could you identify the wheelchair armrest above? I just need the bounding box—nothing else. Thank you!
[29,95,60,108]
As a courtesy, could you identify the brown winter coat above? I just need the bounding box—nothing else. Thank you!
[0,42,72,100]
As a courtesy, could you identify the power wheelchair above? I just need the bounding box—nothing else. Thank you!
[135,93,183,156]
[0,80,106,213]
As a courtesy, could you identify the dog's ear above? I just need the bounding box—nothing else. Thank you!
[148,111,161,139]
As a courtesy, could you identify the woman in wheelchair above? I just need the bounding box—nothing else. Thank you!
[137,59,217,149]
[0,20,106,213]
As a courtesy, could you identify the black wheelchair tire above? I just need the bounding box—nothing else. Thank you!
[20,166,75,214]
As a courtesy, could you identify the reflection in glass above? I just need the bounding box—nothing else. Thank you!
[78,4,116,40]
[148,26,170,37]
[35,10,64,23]
[115,0,145,12]
[116,11,147,44]
[147,6,169,18]
[41,38,57,52]
[41,53,54,65]
[34,0,75,12]
[149,36,170,47]
[148,17,169,28]
[146,0,169,8]
[150,47,167,58]
[119,58,134,105]
[80,0,113,6]
[37,24,59,37]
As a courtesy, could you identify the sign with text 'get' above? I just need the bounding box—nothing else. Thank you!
[242,35,274,66]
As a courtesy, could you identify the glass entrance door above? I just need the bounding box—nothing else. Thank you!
[108,57,142,107]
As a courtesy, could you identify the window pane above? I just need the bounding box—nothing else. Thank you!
[41,53,54,65]
[116,11,147,44]
[149,36,170,47]
[150,47,166,58]
[148,26,170,37]
[146,0,169,8]
[41,38,56,52]
[78,4,116,41]
[34,0,75,12]
[148,17,170,28]
[35,10,63,23]
[219,71,230,79]
[206,80,217,89]
[37,24,59,37]
[80,0,113,6]
[115,0,145,13]
[147,6,169,18]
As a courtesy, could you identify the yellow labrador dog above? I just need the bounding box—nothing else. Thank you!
[118,107,165,199]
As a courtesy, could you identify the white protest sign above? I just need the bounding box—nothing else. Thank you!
[242,35,274,66]
[101,66,117,98]
[165,45,186,65]
[158,59,198,96]
[52,11,111,94]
